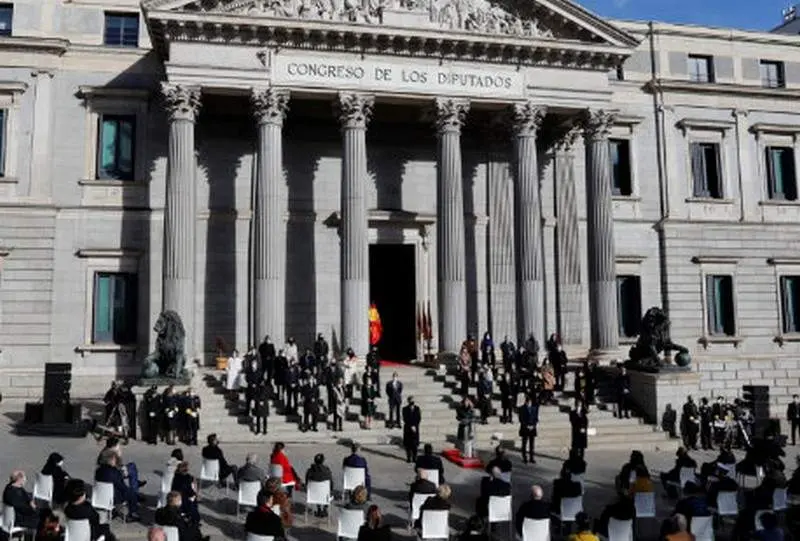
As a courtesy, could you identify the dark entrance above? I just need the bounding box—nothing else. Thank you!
[369,244,416,361]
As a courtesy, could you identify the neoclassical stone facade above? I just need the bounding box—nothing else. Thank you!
[2,0,800,409]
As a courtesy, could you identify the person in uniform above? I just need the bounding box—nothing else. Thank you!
[499,372,515,424]
[119,384,137,440]
[183,388,200,446]
[103,381,119,425]
[302,373,320,432]
[402,396,421,463]
[519,394,539,464]
[681,396,700,450]
[615,366,631,419]
[253,381,270,435]
[569,404,589,458]
[162,385,180,445]
[258,336,276,385]
[142,384,162,445]
[331,378,346,432]
[699,397,714,450]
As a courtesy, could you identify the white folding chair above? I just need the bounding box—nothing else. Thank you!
[91,481,121,522]
[520,518,549,541]
[337,508,364,540]
[65,519,94,541]
[162,526,180,541]
[246,535,274,541]
[420,469,440,487]
[1,506,29,540]
[773,487,788,511]
[571,473,585,494]
[304,480,332,524]
[420,509,450,540]
[341,467,366,502]
[634,492,655,519]
[736,466,764,489]
[552,495,582,536]
[237,481,262,517]
[488,495,512,538]
[690,516,714,541]
[33,474,54,506]
[160,471,175,494]
[715,491,738,517]
[678,468,696,491]
[608,518,633,541]
[199,459,227,498]
[409,493,432,528]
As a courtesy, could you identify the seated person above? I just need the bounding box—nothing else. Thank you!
[415,484,452,530]
[305,453,333,518]
[764,458,787,488]
[788,455,800,495]
[475,467,511,518]
[674,482,710,520]
[3,471,39,529]
[754,511,784,541]
[748,477,778,512]
[154,491,207,541]
[567,512,599,541]
[409,469,437,505]
[414,444,445,484]
[63,479,117,541]
[707,467,738,508]
[170,462,200,525]
[245,490,285,539]
[551,466,582,514]
[564,449,587,477]
[237,454,266,485]
[201,434,236,485]
[595,493,635,537]
[661,513,694,541]
[41,453,70,506]
[617,450,647,492]
[358,504,392,541]
[660,447,697,498]
[628,465,654,496]
[345,485,369,512]
[343,443,371,497]
[484,446,512,476]
[515,485,550,536]
[95,450,141,522]
[458,515,488,541]
[35,508,62,541]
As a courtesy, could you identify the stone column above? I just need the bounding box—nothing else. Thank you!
[161,84,201,355]
[581,109,619,354]
[252,88,290,344]
[337,93,374,357]
[511,102,547,343]
[434,97,470,352]
[553,128,583,345]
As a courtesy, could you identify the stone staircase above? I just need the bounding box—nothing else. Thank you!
[192,362,679,453]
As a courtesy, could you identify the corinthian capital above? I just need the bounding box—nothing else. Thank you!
[511,102,546,137]
[161,83,201,123]
[251,88,290,126]
[336,93,374,130]
[434,97,470,134]
[580,109,617,141]
[554,126,581,153]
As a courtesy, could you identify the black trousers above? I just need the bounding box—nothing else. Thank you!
[405,444,418,462]
[303,408,317,429]
[700,425,713,450]
[388,402,401,426]
[792,420,799,445]
[617,396,630,418]
[683,425,699,448]
[287,388,299,412]
[254,415,267,434]
[333,412,343,431]
[144,416,159,443]
[521,433,535,460]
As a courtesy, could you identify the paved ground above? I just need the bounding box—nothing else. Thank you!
[1,410,797,541]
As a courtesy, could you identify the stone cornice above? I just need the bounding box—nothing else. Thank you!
[646,79,800,101]
[76,86,152,101]
[0,36,69,56]
[0,82,28,94]
[75,248,142,259]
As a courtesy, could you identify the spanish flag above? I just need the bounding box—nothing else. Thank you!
[369,303,383,346]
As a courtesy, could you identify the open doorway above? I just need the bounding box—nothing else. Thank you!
[369,244,416,361]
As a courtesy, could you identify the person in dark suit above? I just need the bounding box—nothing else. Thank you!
[154,491,206,541]
[484,446,512,476]
[3,471,38,529]
[515,485,550,536]
[40,453,70,506]
[94,451,140,521]
[63,479,116,541]
[200,434,236,485]
[253,382,270,435]
[385,372,404,429]
[305,453,333,518]
[569,405,589,459]
[169,462,200,524]
[519,395,540,464]
[550,466,582,514]
[498,373,516,424]
[475,467,511,518]
[301,374,321,432]
[142,385,162,445]
[408,469,437,504]
[245,491,285,538]
[414,484,452,530]
[402,397,422,463]
[615,366,631,419]
[237,454,266,484]
[343,443,371,497]
[788,395,800,446]
[258,335,276,384]
[414,444,445,484]
[595,493,635,537]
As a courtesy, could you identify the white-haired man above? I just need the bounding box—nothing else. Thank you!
[515,485,550,536]
[2,471,37,528]
[237,453,266,484]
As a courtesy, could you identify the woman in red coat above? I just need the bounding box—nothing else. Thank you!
[270,442,301,496]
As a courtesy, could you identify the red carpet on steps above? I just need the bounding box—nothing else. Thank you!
[378,359,414,369]
[442,448,484,469]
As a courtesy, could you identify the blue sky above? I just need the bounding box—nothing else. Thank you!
[577,0,791,31]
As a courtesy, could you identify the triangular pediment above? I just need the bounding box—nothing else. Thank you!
[142,0,638,48]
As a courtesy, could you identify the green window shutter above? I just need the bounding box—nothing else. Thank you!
[93,273,112,342]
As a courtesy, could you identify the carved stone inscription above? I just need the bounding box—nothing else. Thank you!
[272,53,524,98]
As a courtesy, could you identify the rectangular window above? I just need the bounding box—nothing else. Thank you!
[616,275,642,338]
[766,146,797,201]
[92,272,137,344]
[610,138,633,196]
[103,12,139,47]
[0,4,12,36]
[97,114,135,180]
[760,60,785,88]
[781,276,800,334]
[690,142,723,199]
[0,109,5,177]
[688,55,714,83]
[705,275,736,336]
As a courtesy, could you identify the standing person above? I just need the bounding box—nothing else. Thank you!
[361,370,377,430]
[183,388,200,446]
[477,370,492,424]
[787,395,800,446]
[270,443,301,496]
[103,382,119,424]
[118,384,137,440]
[402,396,422,463]
[615,366,631,419]
[519,395,539,464]
[463,335,479,383]
[584,361,597,407]
[302,373,320,432]
[386,372,403,429]
[499,372,515,424]
[143,384,162,445]
[286,360,300,415]
[570,405,589,459]
[162,386,180,445]
[284,337,298,365]
[681,396,700,450]
[500,336,516,374]
[253,381,270,435]
[244,357,262,417]
[258,337,276,385]
[314,334,329,369]
[480,332,495,372]
[226,349,244,400]
[458,346,471,396]
[699,397,714,451]
[546,334,567,391]
[331,378,346,432]
[274,349,288,403]
[366,346,381,397]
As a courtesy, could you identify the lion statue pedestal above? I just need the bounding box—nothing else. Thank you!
[624,306,691,374]
[139,310,190,385]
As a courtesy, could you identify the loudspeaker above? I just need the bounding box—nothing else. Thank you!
[42,404,69,424]
[43,363,72,408]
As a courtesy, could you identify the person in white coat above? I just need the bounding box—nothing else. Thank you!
[285,337,299,364]
[226,349,243,399]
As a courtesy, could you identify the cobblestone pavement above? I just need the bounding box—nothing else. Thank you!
[0,412,797,540]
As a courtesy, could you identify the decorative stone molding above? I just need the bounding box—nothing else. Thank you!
[251,88,290,126]
[580,109,616,141]
[510,102,546,137]
[554,125,581,152]
[75,248,142,259]
[161,83,201,122]
[434,97,470,134]
[336,93,374,130]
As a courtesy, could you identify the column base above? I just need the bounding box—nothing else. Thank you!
[586,347,623,363]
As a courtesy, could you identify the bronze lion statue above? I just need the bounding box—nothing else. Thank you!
[626,306,690,373]
[141,310,187,379]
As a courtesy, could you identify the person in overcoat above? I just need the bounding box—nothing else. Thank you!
[402,396,422,463]
[570,405,589,458]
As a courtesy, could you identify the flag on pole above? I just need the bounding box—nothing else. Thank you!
[369,302,383,346]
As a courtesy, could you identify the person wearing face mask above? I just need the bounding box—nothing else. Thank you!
[787,394,800,446]
[244,356,262,417]
[546,334,568,392]
[41,453,70,506]
[385,372,403,429]
[301,373,320,432]
[402,396,421,462]
[258,337,276,385]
